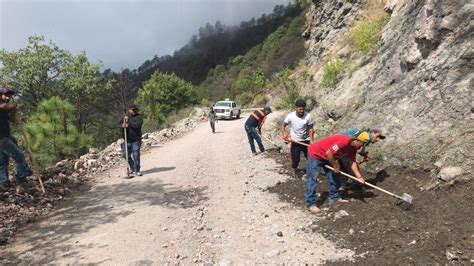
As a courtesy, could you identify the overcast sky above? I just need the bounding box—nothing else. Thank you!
[0,0,290,71]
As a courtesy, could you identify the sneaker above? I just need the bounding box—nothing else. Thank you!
[136,171,142,176]
[308,205,321,214]
[329,198,349,204]
[252,152,257,156]
[15,184,25,194]
[293,168,299,178]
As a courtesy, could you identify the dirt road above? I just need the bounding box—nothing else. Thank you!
[3,115,353,264]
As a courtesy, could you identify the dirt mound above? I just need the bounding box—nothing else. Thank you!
[266,149,473,264]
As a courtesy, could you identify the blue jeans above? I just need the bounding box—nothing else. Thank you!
[306,156,342,207]
[121,140,141,172]
[0,137,29,185]
[244,125,264,154]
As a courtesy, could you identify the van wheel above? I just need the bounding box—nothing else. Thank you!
[230,111,233,119]
[237,111,241,119]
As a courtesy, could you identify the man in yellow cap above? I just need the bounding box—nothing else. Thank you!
[305,132,369,213]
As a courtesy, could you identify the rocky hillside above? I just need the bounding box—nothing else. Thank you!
[300,0,472,184]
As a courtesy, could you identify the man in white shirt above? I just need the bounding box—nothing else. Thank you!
[280,99,314,177]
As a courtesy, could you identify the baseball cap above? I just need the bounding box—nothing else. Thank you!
[0,87,15,95]
[370,129,386,139]
[263,106,272,113]
[356,132,370,143]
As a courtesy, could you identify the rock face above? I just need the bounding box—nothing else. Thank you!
[302,0,473,181]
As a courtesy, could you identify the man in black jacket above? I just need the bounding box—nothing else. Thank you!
[118,104,144,176]
[244,106,272,155]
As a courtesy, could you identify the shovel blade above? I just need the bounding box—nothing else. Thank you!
[402,193,413,204]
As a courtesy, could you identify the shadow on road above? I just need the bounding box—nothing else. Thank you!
[141,166,176,175]
[2,179,208,264]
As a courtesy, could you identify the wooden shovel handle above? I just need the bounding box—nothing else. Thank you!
[324,165,401,200]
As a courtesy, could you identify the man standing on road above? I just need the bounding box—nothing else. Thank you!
[280,99,314,177]
[0,87,32,193]
[209,106,218,134]
[244,106,272,155]
[118,104,143,176]
[305,132,369,213]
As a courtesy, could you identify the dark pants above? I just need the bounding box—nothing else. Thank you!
[121,140,141,172]
[244,125,264,154]
[0,136,29,185]
[290,140,309,169]
[210,120,215,133]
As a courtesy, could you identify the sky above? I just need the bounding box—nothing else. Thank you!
[0,0,290,71]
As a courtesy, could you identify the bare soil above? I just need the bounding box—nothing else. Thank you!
[266,149,474,264]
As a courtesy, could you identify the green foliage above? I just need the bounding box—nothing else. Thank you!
[0,35,72,114]
[25,96,92,166]
[292,0,312,8]
[136,72,196,129]
[61,52,107,133]
[230,67,267,106]
[322,59,345,88]
[261,26,286,60]
[200,98,211,107]
[351,14,391,53]
[272,69,301,109]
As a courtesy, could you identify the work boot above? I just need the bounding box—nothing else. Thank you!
[308,205,321,214]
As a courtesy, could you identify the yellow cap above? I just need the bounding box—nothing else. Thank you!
[356,132,370,143]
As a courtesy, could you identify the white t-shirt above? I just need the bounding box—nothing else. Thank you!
[283,111,314,141]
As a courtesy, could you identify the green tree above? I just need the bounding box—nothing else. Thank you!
[61,52,106,133]
[25,96,92,166]
[0,35,72,114]
[136,72,196,129]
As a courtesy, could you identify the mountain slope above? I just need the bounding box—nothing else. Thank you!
[302,0,473,183]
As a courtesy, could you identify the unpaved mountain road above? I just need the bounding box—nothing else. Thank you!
[3,114,353,264]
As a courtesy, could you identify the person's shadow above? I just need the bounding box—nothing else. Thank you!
[141,167,175,175]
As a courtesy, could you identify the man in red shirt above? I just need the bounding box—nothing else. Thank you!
[305,132,369,213]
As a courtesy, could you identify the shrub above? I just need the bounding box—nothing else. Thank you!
[322,59,344,88]
[351,14,390,53]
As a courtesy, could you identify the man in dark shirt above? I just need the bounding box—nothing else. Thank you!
[209,106,217,133]
[244,106,272,155]
[118,104,144,176]
[0,87,32,192]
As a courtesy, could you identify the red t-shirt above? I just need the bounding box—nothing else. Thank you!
[308,134,357,162]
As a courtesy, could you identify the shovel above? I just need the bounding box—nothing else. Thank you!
[260,134,283,151]
[289,138,413,204]
[324,165,413,204]
[122,126,134,179]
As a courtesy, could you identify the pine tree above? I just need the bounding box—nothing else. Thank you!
[25,96,92,165]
